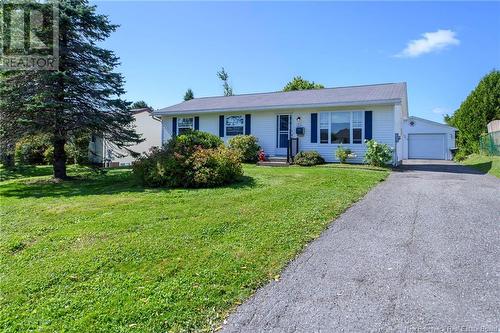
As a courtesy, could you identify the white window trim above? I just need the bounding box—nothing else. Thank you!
[177,117,194,133]
[225,115,245,137]
[319,111,364,145]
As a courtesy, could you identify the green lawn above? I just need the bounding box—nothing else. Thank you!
[0,165,388,332]
[460,154,500,178]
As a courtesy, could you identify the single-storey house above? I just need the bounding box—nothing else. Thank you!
[89,108,162,166]
[154,82,455,164]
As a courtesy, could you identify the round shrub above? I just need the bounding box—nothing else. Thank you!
[189,146,243,187]
[227,135,260,162]
[293,151,325,166]
[364,139,392,166]
[132,131,242,188]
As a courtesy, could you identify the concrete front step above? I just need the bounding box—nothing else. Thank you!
[257,155,290,166]
[257,161,290,167]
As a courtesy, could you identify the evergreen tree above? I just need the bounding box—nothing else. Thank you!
[0,0,140,179]
[283,76,324,91]
[445,70,500,154]
[183,88,194,101]
[217,67,233,96]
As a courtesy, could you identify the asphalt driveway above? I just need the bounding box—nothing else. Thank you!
[222,160,500,332]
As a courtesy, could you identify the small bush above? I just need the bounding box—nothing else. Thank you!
[364,139,392,166]
[133,131,242,188]
[293,151,325,166]
[228,135,260,162]
[335,146,355,163]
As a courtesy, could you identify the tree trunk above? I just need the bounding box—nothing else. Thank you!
[1,143,15,169]
[53,137,67,179]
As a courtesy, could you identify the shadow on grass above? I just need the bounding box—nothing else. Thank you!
[0,165,54,181]
[462,161,493,175]
[314,164,390,173]
[1,172,257,199]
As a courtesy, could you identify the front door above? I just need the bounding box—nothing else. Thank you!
[276,114,291,156]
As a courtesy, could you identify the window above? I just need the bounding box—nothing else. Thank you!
[319,111,364,144]
[331,112,350,144]
[178,117,193,134]
[352,112,364,144]
[319,113,329,143]
[225,115,244,136]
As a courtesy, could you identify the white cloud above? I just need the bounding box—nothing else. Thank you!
[432,107,450,115]
[396,29,460,58]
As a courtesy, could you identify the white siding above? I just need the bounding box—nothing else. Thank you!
[112,112,162,165]
[161,104,397,163]
[298,106,394,163]
[91,112,162,166]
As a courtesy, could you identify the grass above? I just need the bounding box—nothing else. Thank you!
[0,164,388,332]
[460,154,500,178]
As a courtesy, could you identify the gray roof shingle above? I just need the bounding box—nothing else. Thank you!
[154,82,407,115]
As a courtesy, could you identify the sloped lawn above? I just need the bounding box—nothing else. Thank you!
[460,154,500,178]
[0,165,388,332]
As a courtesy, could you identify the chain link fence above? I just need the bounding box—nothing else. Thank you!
[480,131,500,156]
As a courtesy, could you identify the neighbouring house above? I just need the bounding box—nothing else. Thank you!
[487,120,500,133]
[153,82,455,164]
[89,108,161,166]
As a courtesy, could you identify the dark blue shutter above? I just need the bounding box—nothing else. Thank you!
[194,116,199,130]
[311,113,318,143]
[219,115,224,137]
[276,115,279,147]
[364,111,372,140]
[245,114,251,135]
[172,117,177,136]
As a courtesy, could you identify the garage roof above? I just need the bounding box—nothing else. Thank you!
[154,82,407,115]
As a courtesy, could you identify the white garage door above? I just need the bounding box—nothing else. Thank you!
[408,134,446,159]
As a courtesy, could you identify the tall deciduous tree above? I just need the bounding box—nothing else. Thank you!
[445,70,500,154]
[217,67,233,96]
[0,0,140,179]
[283,76,324,91]
[183,89,194,101]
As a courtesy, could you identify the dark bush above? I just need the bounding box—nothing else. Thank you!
[293,151,325,166]
[228,135,260,162]
[133,131,242,188]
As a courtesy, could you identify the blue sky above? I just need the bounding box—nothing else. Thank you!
[95,1,500,123]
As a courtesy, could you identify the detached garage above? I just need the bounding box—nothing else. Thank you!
[403,117,457,160]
